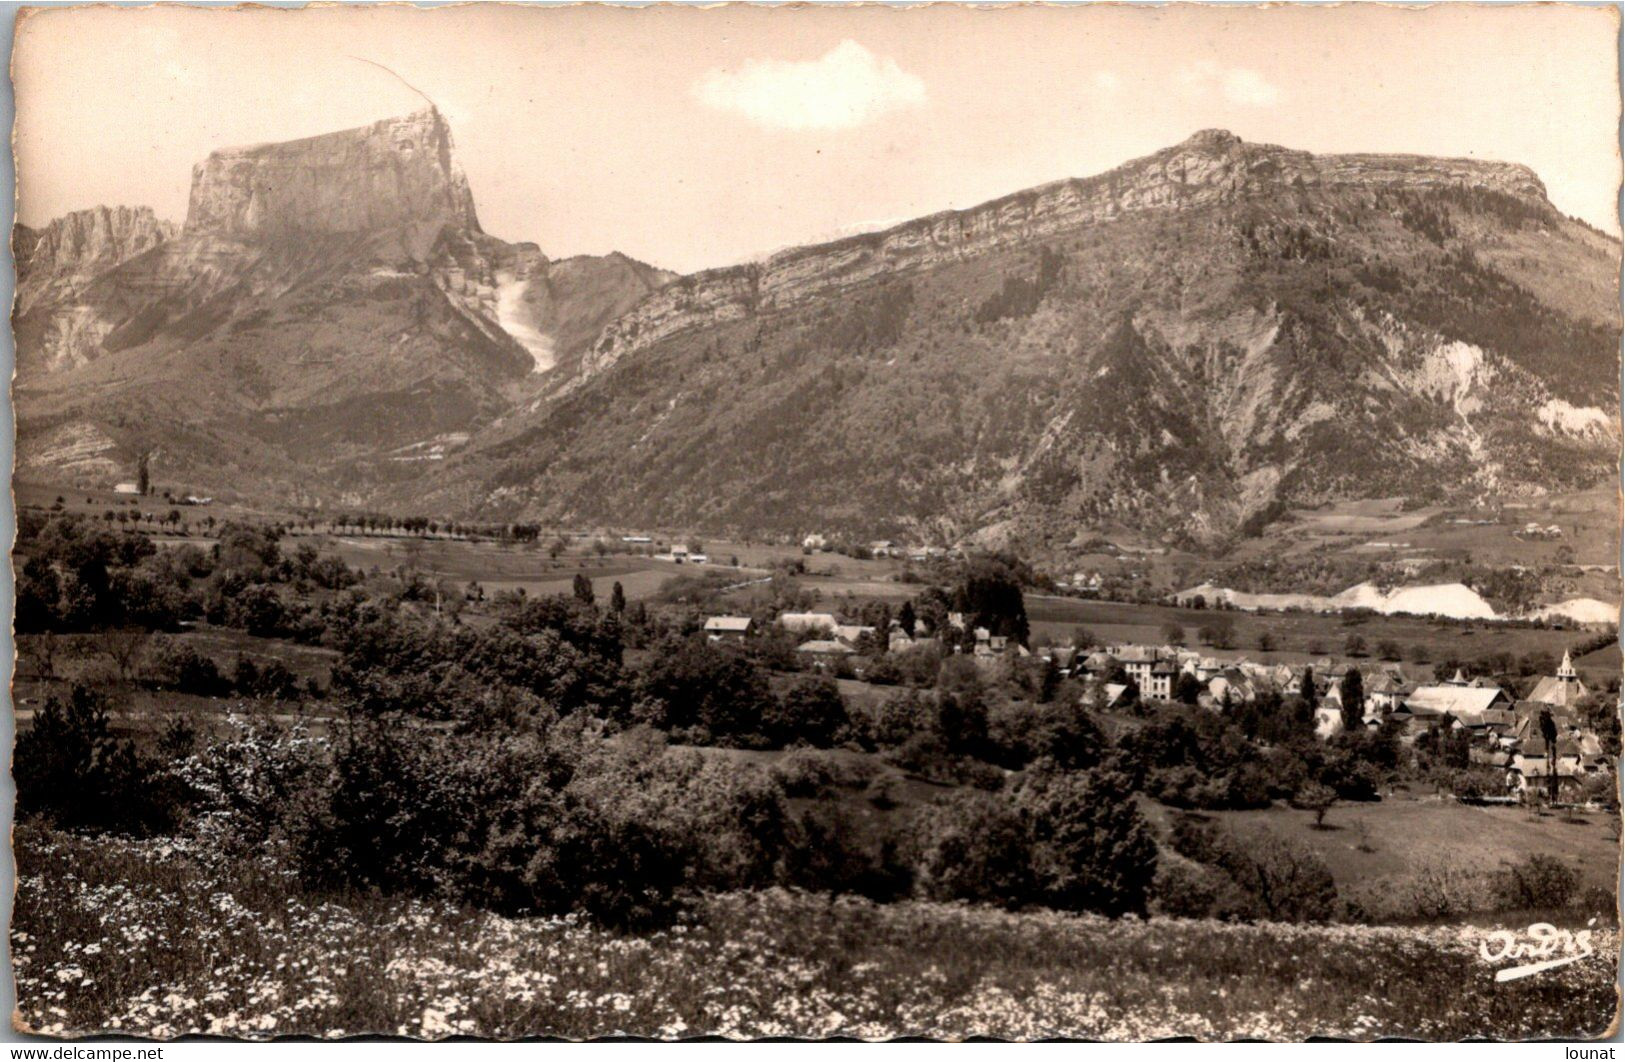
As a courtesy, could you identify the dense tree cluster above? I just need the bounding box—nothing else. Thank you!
[16,512,1616,936]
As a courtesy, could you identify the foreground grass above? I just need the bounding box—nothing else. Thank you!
[13,826,1618,1040]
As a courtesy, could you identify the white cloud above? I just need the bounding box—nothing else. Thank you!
[1093,70,1122,93]
[692,40,926,131]
[1179,60,1281,107]
[1220,67,1280,107]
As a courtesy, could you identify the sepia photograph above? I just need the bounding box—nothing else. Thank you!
[5,1,1622,1044]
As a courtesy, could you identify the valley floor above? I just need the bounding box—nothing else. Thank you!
[13,827,1618,1041]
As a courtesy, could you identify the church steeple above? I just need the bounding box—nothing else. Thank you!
[1557,649,1577,681]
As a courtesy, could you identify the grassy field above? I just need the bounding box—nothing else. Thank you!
[13,825,1617,1040]
[1224,488,1621,570]
[316,536,714,602]
[1143,797,1621,915]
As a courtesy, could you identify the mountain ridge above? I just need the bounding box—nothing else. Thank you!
[413,129,1618,552]
[13,117,1620,558]
[583,129,1555,376]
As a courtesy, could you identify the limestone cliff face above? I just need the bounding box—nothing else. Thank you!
[15,205,175,290]
[13,206,178,374]
[15,108,684,497]
[184,109,479,239]
[587,129,1550,373]
[16,110,503,378]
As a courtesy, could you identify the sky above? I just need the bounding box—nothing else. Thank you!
[13,4,1621,275]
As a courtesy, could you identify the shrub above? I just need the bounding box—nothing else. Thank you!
[1393,862,1500,921]
[637,636,774,744]
[767,676,850,748]
[15,685,173,835]
[1495,854,1580,910]
[853,689,934,749]
[884,730,960,783]
[1198,618,1236,649]
[864,655,903,686]
[1017,769,1159,917]
[780,803,912,901]
[184,717,832,930]
[910,790,1035,908]
[1319,754,1382,802]
[911,768,1158,918]
[866,776,904,810]
[1170,817,1338,923]
[143,636,228,696]
[770,749,845,797]
[232,655,302,701]
[1292,782,1338,828]
[1223,837,1338,923]
[1578,885,1618,922]
[179,716,330,859]
[1150,855,1258,921]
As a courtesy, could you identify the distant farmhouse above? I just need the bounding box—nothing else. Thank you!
[703,616,753,642]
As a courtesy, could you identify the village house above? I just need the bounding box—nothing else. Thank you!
[1364,671,1412,717]
[1398,682,1511,727]
[1081,650,1118,678]
[1118,646,1178,702]
[795,639,854,671]
[703,616,754,642]
[1507,737,1585,801]
[834,624,877,649]
[1082,681,1133,712]
[1205,668,1255,707]
[1040,645,1079,675]
[1186,656,1226,683]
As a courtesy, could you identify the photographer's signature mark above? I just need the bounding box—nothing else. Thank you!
[1479,921,1597,983]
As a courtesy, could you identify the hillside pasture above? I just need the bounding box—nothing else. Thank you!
[317,535,702,602]
[1144,796,1621,913]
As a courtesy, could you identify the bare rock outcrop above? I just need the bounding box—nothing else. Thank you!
[184,108,479,240]
[13,206,178,374]
[15,205,175,290]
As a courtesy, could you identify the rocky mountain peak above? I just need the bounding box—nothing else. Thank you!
[1178,128,1244,153]
[183,108,480,240]
[16,205,175,277]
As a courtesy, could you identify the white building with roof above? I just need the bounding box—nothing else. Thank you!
[703,616,754,642]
